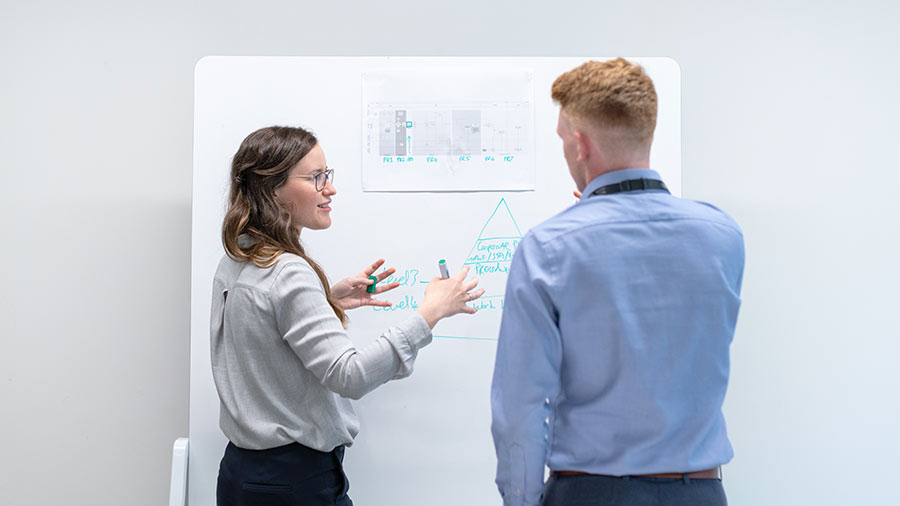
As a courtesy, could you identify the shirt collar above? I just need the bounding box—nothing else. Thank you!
[238,234,258,248]
[579,168,663,202]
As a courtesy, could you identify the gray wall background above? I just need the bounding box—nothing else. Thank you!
[1,1,897,505]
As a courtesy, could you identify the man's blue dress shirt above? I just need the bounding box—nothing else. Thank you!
[491,169,744,506]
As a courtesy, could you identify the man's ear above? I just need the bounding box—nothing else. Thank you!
[573,129,590,162]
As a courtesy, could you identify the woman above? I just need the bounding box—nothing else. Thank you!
[211,126,483,506]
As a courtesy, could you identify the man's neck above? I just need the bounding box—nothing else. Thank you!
[581,158,651,188]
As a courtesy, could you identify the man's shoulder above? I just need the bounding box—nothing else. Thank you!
[526,202,593,243]
[525,198,634,245]
[673,198,743,236]
[526,195,742,244]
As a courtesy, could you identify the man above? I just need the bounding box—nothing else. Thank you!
[491,58,744,506]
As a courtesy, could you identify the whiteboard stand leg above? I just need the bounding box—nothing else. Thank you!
[169,438,189,506]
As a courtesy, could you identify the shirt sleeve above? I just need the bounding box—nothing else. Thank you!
[271,258,433,400]
[491,233,563,506]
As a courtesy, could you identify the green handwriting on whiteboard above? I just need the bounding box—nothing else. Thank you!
[463,198,522,276]
[380,269,420,287]
[372,295,419,312]
[369,198,523,342]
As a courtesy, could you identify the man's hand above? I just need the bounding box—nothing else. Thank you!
[330,258,402,310]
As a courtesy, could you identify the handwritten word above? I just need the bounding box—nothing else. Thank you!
[467,240,520,263]
[474,262,510,276]
[372,295,419,312]
[470,297,504,311]
[381,269,420,288]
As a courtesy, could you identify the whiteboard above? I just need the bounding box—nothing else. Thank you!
[190,56,681,506]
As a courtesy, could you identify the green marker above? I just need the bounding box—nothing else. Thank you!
[366,275,377,293]
[439,259,450,279]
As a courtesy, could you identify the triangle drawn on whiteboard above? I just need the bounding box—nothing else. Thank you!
[462,198,522,280]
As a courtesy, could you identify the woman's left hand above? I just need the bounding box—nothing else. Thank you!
[331,258,402,310]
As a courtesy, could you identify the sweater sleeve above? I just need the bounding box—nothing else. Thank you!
[271,258,433,400]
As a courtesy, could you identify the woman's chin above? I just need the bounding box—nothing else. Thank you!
[295,218,331,233]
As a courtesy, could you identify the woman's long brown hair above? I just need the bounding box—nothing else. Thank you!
[221,126,347,326]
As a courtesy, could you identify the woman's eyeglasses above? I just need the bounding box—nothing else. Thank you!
[292,168,334,192]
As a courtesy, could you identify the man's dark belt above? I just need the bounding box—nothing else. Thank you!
[554,467,721,480]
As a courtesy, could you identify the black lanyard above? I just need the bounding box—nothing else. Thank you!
[589,178,669,197]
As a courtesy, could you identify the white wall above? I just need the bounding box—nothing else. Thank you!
[1,1,897,505]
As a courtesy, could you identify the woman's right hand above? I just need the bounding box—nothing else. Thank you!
[416,266,485,328]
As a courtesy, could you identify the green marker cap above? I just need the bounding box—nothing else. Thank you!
[438,259,450,279]
[366,275,377,293]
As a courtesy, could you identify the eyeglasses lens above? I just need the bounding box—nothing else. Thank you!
[315,170,333,191]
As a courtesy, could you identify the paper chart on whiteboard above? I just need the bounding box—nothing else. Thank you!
[361,68,535,192]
